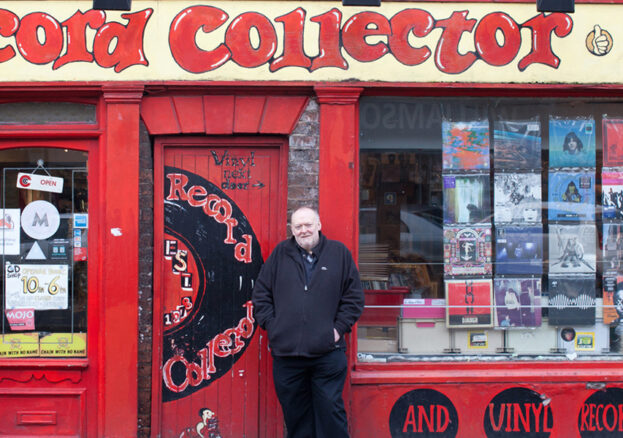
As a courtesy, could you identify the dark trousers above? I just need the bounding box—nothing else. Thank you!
[272,349,349,438]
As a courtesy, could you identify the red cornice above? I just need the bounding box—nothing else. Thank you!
[314,86,364,104]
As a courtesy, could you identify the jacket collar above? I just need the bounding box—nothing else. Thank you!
[286,232,326,259]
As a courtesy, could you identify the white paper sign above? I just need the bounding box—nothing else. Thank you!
[0,209,20,255]
[17,172,64,193]
[5,263,68,310]
[21,200,60,240]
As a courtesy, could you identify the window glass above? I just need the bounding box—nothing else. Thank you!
[0,148,88,358]
[358,97,623,361]
[0,102,96,125]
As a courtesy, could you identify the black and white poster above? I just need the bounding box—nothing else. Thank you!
[548,224,596,274]
[548,275,596,326]
[494,173,541,224]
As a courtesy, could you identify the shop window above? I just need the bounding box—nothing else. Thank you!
[358,96,623,361]
[0,102,96,125]
[0,148,88,358]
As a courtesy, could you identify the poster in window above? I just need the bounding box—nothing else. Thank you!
[442,120,490,170]
[603,118,623,167]
[548,275,596,326]
[549,117,596,168]
[547,171,595,221]
[494,173,541,223]
[495,226,543,275]
[445,279,493,328]
[549,224,596,274]
[603,223,623,274]
[602,276,620,325]
[493,119,541,170]
[0,208,20,255]
[494,278,542,328]
[443,174,491,224]
[5,264,69,310]
[602,171,623,220]
[443,226,492,276]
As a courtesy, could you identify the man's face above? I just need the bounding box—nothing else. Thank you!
[291,208,321,252]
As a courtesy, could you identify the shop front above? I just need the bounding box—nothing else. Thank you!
[0,1,622,437]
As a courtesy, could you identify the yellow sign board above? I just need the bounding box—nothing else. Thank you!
[39,332,87,357]
[0,333,40,357]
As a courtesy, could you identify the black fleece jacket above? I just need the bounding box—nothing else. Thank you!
[252,233,364,357]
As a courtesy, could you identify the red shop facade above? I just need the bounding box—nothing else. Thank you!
[0,1,622,437]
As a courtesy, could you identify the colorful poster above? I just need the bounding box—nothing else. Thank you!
[602,276,620,325]
[442,120,490,170]
[443,174,491,224]
[603,224,623,273]
[493,173,541,223]
[493,119,542,170]
[443,226,492,276]
[603,119,623,167]
[0,208,20,255]
[547,171,595,221]
[548,275,596,326]
[602,171,623,220]
[549,118,596,168]
[5,264,69,310]
[549,224,596,274]
[495,226,543,275]
[494,278,542,328]
[445,279,493,328]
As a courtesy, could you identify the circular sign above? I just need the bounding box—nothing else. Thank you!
[579,387,623,436]
[20,200,60,240]
[389,388,458,437]
[484,388,553,437]
[18,174,31,187]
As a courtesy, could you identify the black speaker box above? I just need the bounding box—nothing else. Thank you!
[93,0,132,11]
[537,0,574,13]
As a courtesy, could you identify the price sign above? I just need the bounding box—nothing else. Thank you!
[5,263,68,310]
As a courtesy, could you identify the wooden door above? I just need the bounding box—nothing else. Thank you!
[153,137,286,438]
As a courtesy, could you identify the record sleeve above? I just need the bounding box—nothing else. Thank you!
[443,226,492,276]
[494,173,542,223]
[445,279,493,328]
[494,278,542,328]
[602,171,623,220]
[493,119,541,170]
[603,118,623,167]
[549,224,596,274]
[443,174,491,224]
[549,118,596,168]
[547,171,595,221]
[442,120,490,170]
[495,226,543,275]
[603,223,623,273]
[602,276,620,325]
[548,275,596,326]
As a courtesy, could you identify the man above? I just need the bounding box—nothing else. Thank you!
[252,206,364,438]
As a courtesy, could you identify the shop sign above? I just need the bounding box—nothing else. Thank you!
[39,332,87,357]
[0,208,20,255]
[483,387,553,437]
[5,263,68,310]
[389,388,459,437]
[16,172,64,194]
[20,200,60,241]
[0,333,39,357]
[579,387,623,436]
[5,307,35,331]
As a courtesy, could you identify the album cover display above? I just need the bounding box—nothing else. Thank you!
[602,276,620,325]
[445,279,493,328]
[494,173,542,223]
[603,223,623,273]
[548,275,596,326]
[603,118,623,167]
[494,278,542,328]
[442,120,490,170]
[493,119,542,170]
[443,174,491,224]
[547,171,595,221]
[549,224,596,274]
[443,226,492,276]
[602,171,623,220]
[549,117,596,168]
[495,226,543,275]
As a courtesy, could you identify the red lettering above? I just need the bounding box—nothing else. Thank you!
[235,234,253,263]
[418,405,434,432]
[0,9,18,63]
[590,404,597,431]
[580,404,591,431]
[488,403,505,432]
[169,6,231,73]
[187,360,202,387]
[213,332,233,357]
[162,355,189,393]
[603,404,617,432]
[532,403,543,432]
[474,12,520,66]
[271,8,311,71]
[54,10,105,69]
[619,404,623,431]
[16,13,63,65]
[198,343,216,378]
[187,185,208,207]
[342,12,390,62]
[166,173,189,201]
[310,9,347,71]
[403,405,417,432]
[596,404,604,431]
[436,405,449,432]
[518,13,572,71]
[389,9,433,66]
[226,12,277,68]
[434,11,477,74]
[505,403,512,432]
[93,9,152,72]
[513,403,530,432]
[543,405,553,433]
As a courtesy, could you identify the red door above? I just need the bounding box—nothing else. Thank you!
[153,137,286,438]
